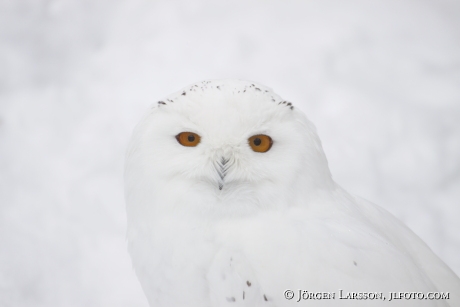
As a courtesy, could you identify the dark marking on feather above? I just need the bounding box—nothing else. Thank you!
[181,91,186,96]
[353,261,357,266]
[226,297,236,302]
[246,281,251,287]
[243,291,245,300]
[264,294,268,301]
[278,100,295,110]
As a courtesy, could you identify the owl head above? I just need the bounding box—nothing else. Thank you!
[125,80,334,222]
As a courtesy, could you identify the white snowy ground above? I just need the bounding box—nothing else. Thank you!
[0,0,459,306]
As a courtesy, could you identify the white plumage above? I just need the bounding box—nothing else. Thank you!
[124,79,460,306]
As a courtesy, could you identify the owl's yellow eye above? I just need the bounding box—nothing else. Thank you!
[176,132,201,147]
[248,134,272,153]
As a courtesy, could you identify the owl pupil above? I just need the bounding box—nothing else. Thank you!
[253,138,261,146]
[188,135,195,142]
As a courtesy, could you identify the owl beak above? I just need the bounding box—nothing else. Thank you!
[217,157,229,190]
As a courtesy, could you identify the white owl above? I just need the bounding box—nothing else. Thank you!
[124,80,460,306]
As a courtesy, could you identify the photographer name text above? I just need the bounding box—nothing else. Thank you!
[283,289,450,302]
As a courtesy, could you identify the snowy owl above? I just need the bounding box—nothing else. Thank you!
[124,80,460,307]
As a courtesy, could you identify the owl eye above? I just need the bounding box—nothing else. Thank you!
[248,134,273,153]
[176,132,201,147]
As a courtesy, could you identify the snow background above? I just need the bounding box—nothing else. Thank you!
[0,0,459,306]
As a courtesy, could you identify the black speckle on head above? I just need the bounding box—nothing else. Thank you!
[264,294,268,301]
[353,261,357,266]
[278,100,295,110]
[217,86,220,90]
[246,281,251,287]
[158,101,166,105]
[243,291,245,300]
[255,87,261,91]
[226,297,236,302]
[181,91,186,96]
[271,99,275,102]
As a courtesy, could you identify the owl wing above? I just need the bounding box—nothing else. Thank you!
[352,195,460,306]
[206,197,459,307]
